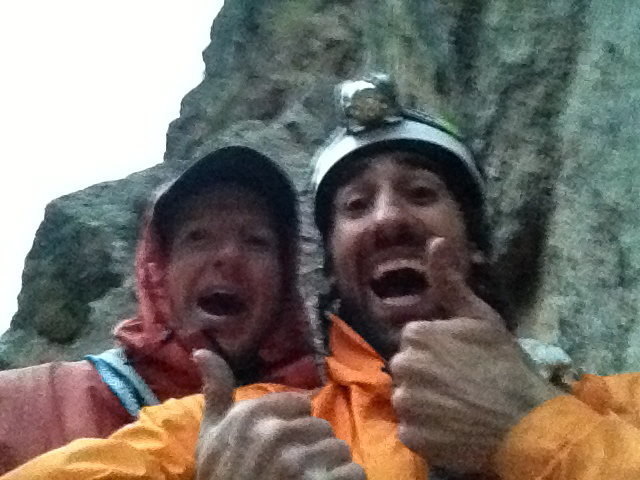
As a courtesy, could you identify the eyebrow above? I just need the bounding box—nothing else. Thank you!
[404,169,445,184]
[396,159,447,184]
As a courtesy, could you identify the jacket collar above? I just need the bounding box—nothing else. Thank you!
[324,314,390,389]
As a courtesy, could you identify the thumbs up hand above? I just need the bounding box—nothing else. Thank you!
[390,238,561,475]
[193,350,365,480]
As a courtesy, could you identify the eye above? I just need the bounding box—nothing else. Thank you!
[244,232,276,250]
[407,185,438,204]
[185,228,208,244]
[341,195,370,216]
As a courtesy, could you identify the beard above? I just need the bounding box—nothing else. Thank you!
[336,297,401,361]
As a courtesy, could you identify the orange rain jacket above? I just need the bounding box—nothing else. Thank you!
[5,316,640,480]
[0,218,319,474]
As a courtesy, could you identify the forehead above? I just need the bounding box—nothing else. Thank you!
[338,150,448,189]
[174,184,275,227]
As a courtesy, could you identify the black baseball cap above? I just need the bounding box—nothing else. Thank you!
[152,146,298,246]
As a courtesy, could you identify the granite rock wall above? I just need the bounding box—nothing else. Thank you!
[2,0,639,375]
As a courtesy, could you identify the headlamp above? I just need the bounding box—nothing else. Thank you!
[338,74,402,132]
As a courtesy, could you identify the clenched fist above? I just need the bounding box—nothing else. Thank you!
[193,350,365,480]
[390,238,561,475]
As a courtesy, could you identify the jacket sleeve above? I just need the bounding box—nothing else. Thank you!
[1,383,290,480]
[1,394,205,480]
[495,373,640,480]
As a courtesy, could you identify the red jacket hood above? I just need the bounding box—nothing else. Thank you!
[113,216,320,401]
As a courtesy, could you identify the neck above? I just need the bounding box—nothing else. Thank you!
[336,302,399,361]
[226,353,261,386]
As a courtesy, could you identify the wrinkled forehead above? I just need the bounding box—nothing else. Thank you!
[332,149,449,195]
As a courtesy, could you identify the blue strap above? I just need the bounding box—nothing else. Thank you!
[86,348,160,417]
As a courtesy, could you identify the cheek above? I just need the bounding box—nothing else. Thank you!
[329,228,362,291]
[251,256,284,300]
[164,266,184,302]
[330,221,361,264]
[165,255,202,300]
[428,206,474,273]
[427,204,468,240]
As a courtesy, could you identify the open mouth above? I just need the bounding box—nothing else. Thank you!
[197,292,246,317]
[370,267,428,301]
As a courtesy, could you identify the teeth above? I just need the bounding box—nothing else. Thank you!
[381,294,422,307]
[200,287,237,297]
[369,257,428,303]
[373,259,425,280]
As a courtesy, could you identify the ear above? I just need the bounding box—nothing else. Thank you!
[465,238,486,265]
[471,248,486,266]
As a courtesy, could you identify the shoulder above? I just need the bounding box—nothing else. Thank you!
[122,384,299,435]
[136,394,205,424]
[127,384,298,420]
[0,359,107,401]
[573,372,640,414]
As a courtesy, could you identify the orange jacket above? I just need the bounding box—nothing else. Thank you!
[5,317,640,480]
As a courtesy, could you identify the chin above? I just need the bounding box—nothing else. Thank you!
[214,337,248,357]
[218,329,264,359]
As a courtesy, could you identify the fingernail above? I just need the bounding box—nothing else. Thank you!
[430,236,444,245]
[192,349,206,362]
[427,236,444,252]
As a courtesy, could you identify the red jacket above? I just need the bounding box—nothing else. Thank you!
[0,219,319,473]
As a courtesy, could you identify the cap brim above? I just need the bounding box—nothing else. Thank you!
[153,146,298,245]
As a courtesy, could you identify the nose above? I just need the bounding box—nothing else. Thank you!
[371,189,425,249]
[210,238,242,271]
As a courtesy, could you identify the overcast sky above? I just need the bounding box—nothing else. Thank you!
[0,0,224,334]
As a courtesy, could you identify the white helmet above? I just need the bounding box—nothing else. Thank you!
[311,73,485,241]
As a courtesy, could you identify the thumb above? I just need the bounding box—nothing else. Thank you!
[193,349,236,424]
[426,237,501,326]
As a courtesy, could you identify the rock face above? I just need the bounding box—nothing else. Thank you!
[2,0,639,374]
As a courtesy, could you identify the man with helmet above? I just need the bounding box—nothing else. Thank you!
[6,76,640,480]
[306,73,562,477]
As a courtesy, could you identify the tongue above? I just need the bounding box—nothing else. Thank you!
[371,268,427,299]
[198,293,245,316]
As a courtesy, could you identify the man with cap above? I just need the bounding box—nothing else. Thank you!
[6,76,640,480]
[0,146,319,474]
